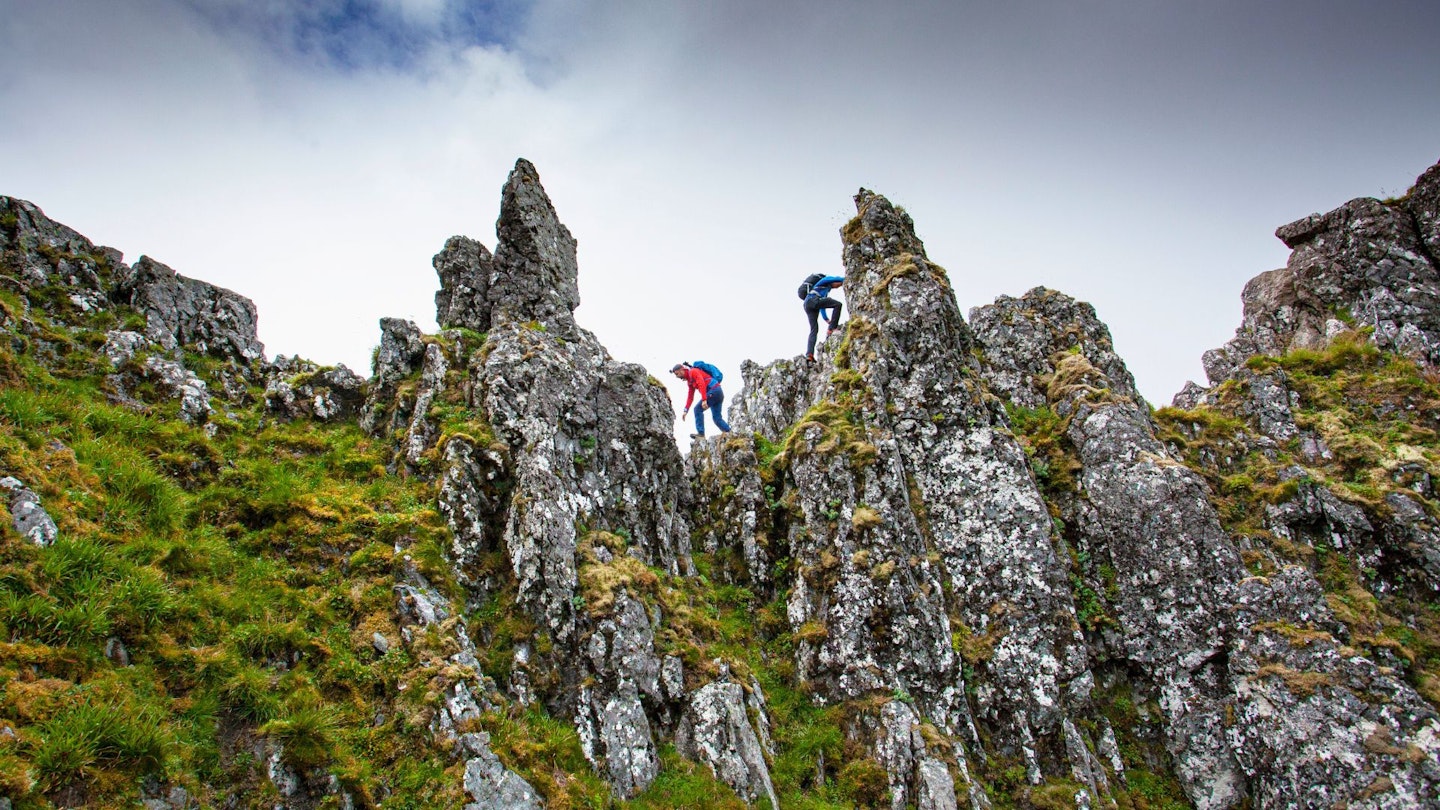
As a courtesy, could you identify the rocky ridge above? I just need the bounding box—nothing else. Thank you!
[2,157,1440,809]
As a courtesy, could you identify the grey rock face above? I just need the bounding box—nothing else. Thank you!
[264,357,366,423]
[435,235,495,333]
[143,356,212,425]
[98,327,214,424]
[458,732,544,810]
[872,700,959,810]
[0,196,119,316]
[973,287,1248,806]
[710,188,1089,789]
[574,591,663,796]
[1265,472,1440,596]
[489,158,581,327]
[437,436,510,601]
[391,556,501,743]
[372,317,427,387]
[359,317,427,437]
[112,256,263,364]
[676,670,779,808]
[1227,567,1440,808]
[1201,159,1440,384]
[834,191,1086,741]
[1,476,58,546]
[968,286,1141,410]
[372,160,694,797]
[688,435,771,587]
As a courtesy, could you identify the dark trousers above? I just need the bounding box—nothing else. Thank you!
[695,387,731,435]
[805,297,843,356]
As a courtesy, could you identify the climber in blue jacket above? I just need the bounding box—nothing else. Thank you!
[801,274,844,361]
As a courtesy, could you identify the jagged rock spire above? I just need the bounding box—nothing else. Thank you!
[490,158,580,327]
[433,159,580,332]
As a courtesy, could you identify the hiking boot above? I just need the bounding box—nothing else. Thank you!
[690,433,704,439]
[805,354,815,363]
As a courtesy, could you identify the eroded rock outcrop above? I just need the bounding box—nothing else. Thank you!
[973,288,1248,806]
[1200,161,1440,385]
[8,155,1440,810]
[973,281,1440,808]
[112,256,263,364]
[704,188,1104,804]
[366,160,704,797]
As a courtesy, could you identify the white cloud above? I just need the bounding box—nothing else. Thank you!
[2,0,1438,447]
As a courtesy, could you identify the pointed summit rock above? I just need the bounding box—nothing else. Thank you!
[709,187,1092,803]
[488,158,581,328]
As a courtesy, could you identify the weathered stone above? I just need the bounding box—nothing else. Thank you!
[1,476,58,546]
[112,255,264,363]
[676,669,779,808]
[1203,159,1440,383]
[435,235,495,333]
[265,356,366,422]
[142,356,211,425]
[872,700,959,810]
[359,317,426,436]
[575,591,662,796]
[0,195,117,315]
[458,732,544,810]
[1227,567,1440,807]
[489,158,580,327]
[973,287,1247,807]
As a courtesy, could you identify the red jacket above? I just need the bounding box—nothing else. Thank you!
[681,366,712,410]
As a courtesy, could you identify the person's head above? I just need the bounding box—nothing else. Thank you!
[670,363,688,379]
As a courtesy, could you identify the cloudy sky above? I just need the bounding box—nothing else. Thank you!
[3,0,1438,434]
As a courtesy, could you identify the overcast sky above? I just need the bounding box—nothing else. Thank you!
[3,0,1438,435]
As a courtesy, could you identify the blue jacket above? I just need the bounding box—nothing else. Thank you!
[807,275,844,300]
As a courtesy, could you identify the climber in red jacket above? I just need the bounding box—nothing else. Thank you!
[671,362,732,438]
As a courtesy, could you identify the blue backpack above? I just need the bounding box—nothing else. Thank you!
[691,361,722,388]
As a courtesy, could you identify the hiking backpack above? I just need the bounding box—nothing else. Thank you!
[691,360,722,386]
[797,273,826,300]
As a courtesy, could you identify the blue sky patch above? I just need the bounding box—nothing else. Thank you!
[181,0,531,72]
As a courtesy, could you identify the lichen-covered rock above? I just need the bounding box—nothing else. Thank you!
[836,192,1088,747]
[391,554,501,742]
[112,255,264,364]
[399,160,693,797]
[0,195,121,316]
[574,590,664,795]
[98,327,215,425]
[437,436,510,603]
[142,356,212,425]
[676,667,778,808]
[458,732,544,810]
[973,287,1248,806]
[264,356,366,422]
[435,235,495,333]
[1,476,58,546]
[712,188,1089,790]
[871,700,959,810]
[688,435,772,587]
[1227,567,1440,808]
[489,158,581,327]
[1201,158,1440,384]
[401,343,449,471]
